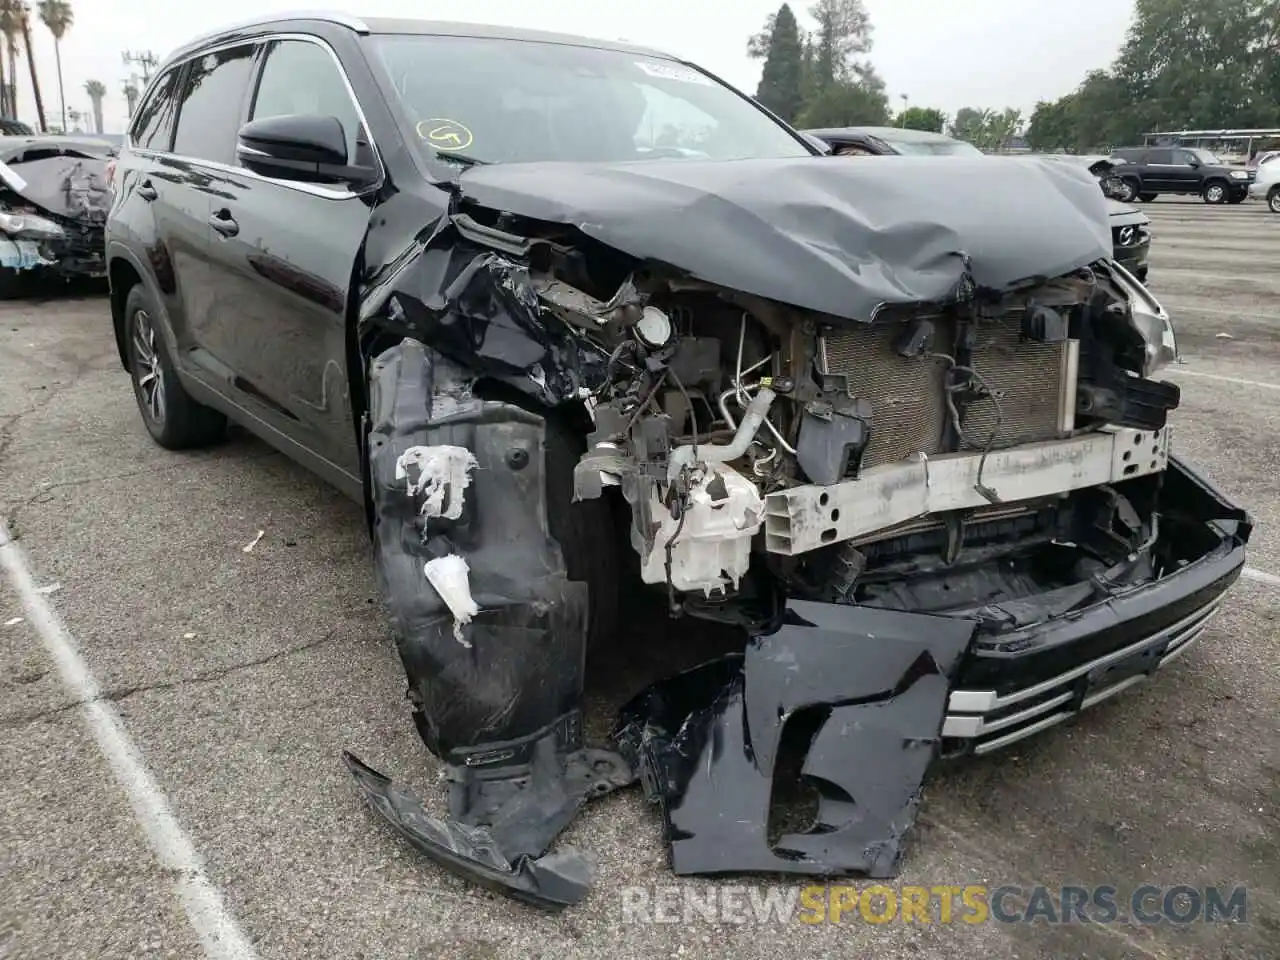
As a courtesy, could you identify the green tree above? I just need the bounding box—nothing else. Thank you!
[750,4,806,122]
[36,0,71,132]
[896,106,946,132]
[949,106,1022,152]
[796,81,889,127]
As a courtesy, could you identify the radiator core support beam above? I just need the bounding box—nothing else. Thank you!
[764,426,1171,556]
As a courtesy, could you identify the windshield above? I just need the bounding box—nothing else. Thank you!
[882,137,983,157]
[368,34,813,165]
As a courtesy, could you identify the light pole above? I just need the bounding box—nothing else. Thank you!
[900,94,909,127]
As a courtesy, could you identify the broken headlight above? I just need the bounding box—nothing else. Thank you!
[1111,261,1177,377]
[0,210,64,240]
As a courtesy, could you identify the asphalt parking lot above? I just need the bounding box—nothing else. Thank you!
[1,197,1277,960]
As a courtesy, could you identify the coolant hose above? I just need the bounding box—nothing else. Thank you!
[667,387,776,481]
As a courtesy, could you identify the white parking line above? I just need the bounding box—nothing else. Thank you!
[1243,567,1280,588]
[0,528,258,960]
[1167,369,1280,391]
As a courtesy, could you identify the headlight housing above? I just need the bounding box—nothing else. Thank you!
[0,210,65,240]
[1229,170,1249,180]
[1110,261,1177,377]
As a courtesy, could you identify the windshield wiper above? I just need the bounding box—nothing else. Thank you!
[433,151,487,167]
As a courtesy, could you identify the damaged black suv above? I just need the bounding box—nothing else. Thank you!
[105,15,1252,909]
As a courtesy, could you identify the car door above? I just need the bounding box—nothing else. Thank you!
[162,43,261,392]
[1174,149,1206,191]
[113,62,221,381]
[200,35,378,481]
[1143,149,1178,191]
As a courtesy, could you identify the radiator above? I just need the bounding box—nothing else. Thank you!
[819,317,1074,472]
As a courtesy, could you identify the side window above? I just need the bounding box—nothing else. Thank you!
[130,67,182,151]
[171,45,257,165]
[1147,149,1174,164]
[1176,149,1199,165]
[249,39,363,165]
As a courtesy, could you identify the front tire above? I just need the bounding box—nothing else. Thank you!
[1115,178,1139,202]
[123,284,226,449]
[1269,185,1280,214]
[1202,180,1228,204]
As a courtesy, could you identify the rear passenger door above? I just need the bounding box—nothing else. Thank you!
[164,44,260,390]
[1142,149,1178,191]
[200,35,377,480]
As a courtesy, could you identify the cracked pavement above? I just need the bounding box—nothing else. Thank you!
[1,200,1278,960]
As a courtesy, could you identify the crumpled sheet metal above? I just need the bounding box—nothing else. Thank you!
[456,154,1113,323]
[614,600,977,878]
[0,154,111,221]
[361,219,609,407]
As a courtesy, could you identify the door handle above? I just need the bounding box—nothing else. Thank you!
[136,180,157,201]
[208,210,239,238]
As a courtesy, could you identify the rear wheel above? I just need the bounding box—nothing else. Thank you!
[1202,180,1228,204]
[1138,193,1158,202]
[1115,178,1139,202]
[1269,185,1280,214]
[124,284,227,449]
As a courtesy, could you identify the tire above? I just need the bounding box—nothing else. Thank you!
[1202,180,1228,204]
[543,416,620,649]
[1116,178,1139,202]
[1269,186,1280,214]
[1138,193,1158,202]
[123,284,226,449]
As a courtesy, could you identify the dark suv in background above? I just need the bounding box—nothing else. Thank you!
[1108,146,1254,204]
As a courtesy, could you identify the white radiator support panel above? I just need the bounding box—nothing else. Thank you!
[764,426,1172,556]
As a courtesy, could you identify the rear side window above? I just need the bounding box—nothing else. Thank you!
[172,45,257,164]
[1147,149,1173,164]
[249,38,363,164]
[131,67,182,151]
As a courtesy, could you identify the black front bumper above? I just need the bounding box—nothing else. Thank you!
[942,456,1250,755]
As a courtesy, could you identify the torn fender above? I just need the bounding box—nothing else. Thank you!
[614,601,976,878]
[456,155,1113,322]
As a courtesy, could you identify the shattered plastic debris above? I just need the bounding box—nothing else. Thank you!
[613,601,976,879]
[242,530,265,553]
[423,555,479,646]
[395,445,478,520]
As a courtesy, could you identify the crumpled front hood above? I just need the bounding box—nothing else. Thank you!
[458,155,1113,322]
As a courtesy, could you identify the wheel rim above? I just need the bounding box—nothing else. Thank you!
[1207,184,1224,202]
[1270,192,1280,213]
[132,308,165,425]
[1120,181,1136,201]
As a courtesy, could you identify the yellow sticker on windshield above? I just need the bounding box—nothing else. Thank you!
[416,118,474,151]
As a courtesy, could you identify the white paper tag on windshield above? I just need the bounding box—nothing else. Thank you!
[635,60,713,86]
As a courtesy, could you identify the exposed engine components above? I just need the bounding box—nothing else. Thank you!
[635,305,673,348]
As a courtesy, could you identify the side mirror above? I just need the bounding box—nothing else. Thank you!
[236,114,375,186]
[1186,156,1201,168]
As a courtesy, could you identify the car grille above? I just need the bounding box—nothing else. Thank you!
[44,211,104,260]
[940,599,1220,755]
[820,315,1071,471]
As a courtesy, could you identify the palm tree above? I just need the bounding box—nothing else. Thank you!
[83,77,103,133]
[0,1,22,122]
[121,78,138,117]
[36,0,69,131]
[20,4,44,130]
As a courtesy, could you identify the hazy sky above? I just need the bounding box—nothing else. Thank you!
[13,0,1137,133]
